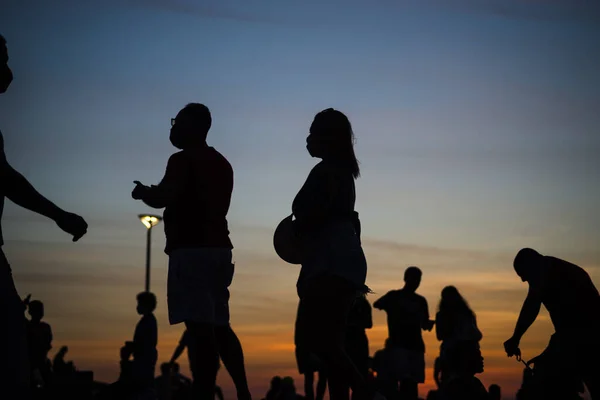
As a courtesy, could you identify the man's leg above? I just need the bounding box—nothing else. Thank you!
[581,349,599,399]
[214,251,252,400]
[185,321,219,400]
[301,276,365,400]
[215,324,252,400]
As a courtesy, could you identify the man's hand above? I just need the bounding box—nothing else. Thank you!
[55,211,88,242]
[23,294,32,306]
[424,319,435,332]
[504,336,521,358]
[132,180,149,200]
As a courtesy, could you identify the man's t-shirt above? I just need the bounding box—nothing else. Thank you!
[375,289,430,352]
[145,146,234,254]
[541,256,600,335]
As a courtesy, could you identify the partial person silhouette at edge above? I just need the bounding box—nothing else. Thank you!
[0,33,88,400]
[435,286,482,386]
[291,108,374,400]
[374,266,435,400]
[503,248,600,399]
[24,298,53,388]
[132,103,251,400]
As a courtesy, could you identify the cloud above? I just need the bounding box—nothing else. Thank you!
[412,0,600,22]
[107,0,282,25]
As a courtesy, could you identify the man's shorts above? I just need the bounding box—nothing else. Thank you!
[387,346,426,384]
[167,248,234,326]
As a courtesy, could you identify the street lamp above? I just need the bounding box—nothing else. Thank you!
[138,214,162,292]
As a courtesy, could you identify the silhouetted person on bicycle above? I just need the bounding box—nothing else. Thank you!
[504,248,600,399]
[0,33,87,399]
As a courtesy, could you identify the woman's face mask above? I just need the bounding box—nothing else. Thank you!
[306,119,334,158]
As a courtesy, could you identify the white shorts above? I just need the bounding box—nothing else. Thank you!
[167,248,234,326]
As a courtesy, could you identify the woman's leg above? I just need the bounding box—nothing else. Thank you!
[304,372,315,400]
[316,370,328,400]
[301,276,368,400]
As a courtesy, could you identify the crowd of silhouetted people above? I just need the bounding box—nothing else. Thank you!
[18,264,591,400]
[2,32,599,400]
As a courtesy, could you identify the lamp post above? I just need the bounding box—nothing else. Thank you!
[138,214,162,292]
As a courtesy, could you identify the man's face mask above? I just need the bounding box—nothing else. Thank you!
[0,64,12,94]
[169,112,194,149]
[169,123,187,150]
[0,39,12,93]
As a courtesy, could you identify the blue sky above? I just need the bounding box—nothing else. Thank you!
[1,0,599,397]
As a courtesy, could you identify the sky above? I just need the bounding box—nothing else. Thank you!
[1,0,600,398]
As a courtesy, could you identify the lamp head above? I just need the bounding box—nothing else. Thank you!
[138,214,162,229]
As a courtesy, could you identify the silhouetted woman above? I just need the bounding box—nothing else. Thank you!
[435,286,482,383]
[292,108,370,400]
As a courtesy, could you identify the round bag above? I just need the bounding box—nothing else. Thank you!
[273,214,302,265]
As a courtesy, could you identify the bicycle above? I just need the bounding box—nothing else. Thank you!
[513,347,584,400]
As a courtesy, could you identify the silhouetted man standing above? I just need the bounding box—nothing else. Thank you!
[132,103,251,400]
[504,248,600,399]
[374,266,434,400]
[25,299,53,388]
[0,34,88,399]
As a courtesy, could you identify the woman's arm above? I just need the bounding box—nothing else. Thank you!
[436,312,451,341]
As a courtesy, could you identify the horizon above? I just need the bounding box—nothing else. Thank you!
[1,0,599,399]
